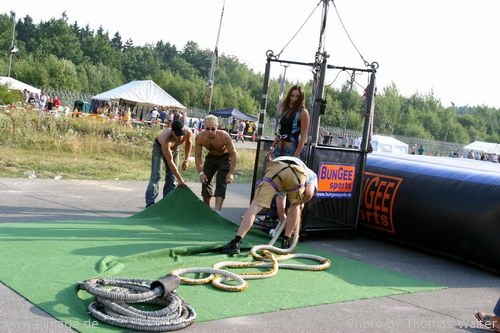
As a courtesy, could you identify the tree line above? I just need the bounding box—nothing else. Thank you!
[0,11,498,144]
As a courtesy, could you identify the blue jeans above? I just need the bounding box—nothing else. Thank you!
[494,298,500,316]
[272,144,295,158]
[145,139,179,207]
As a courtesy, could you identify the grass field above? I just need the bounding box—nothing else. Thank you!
[0,107,256,182]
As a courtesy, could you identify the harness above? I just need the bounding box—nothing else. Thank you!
[276,109,301,155]
[258,160,306,193]
[289,110,301,145]
[279,109,301,143]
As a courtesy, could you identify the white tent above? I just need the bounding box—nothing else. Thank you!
[91,80,186,110]
[371,135,409,154]
[462,141,500,155]
[0,76,41,95]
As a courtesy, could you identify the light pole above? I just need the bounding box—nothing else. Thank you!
[7,11,17,77]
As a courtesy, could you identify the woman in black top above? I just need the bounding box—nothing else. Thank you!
[268,85,310,159]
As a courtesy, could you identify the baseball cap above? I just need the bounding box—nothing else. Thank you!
[171,120,185,137]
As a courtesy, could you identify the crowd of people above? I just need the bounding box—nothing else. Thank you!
[233,118,256,142]
[318,129,362,149]
[22,88,63,113]
[463,150,499,163]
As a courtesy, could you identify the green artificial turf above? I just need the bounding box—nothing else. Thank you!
[0,187,443,332]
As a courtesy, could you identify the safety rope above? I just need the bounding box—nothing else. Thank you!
[171,221,332,292]
[77,276,196,331]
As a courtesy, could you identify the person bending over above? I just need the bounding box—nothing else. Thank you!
[221,156,317,254]
[145,120,192,207]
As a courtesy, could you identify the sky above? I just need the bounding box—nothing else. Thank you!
[2,0,499,108]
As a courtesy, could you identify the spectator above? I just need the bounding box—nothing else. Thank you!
[353,136,361,149]
[53,95,61,108]
[411,144,417,155]
[122,107,132,125]
[37,91,47,110]
[418,145,425,155]
[236,120,245,143]
[150,107,159,122]
[178,110,186,125]
[247,121,255,141]
[243,120,249,137]
[45,97,54,111]
[337,134,343,147]
[160,108,168,123]
[322,132,330,145]
[22,89,30,103]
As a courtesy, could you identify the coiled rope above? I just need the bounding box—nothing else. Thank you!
[77,276,196,331]
[171,220,332,292]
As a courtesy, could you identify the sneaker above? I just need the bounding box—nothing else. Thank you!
[221,240,240,254]
[281,236,292,249]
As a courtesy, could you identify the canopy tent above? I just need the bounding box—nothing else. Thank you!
[0,76,41,95]
[209,108,257,121]
[91,80,186,110]
[371,135,409,154]
[463,141,500,155]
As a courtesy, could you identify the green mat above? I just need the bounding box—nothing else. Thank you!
[0,187,442,332]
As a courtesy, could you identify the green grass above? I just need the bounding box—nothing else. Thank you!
[0,107,256,182]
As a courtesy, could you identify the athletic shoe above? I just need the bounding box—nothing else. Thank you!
[281,236,292,249]
[221,239,240,254]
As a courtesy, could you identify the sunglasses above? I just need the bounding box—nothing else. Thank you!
[206,127,217,131]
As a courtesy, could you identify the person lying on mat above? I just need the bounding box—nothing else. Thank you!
[145,120,193,208]
[221,156,317,254]
[194,115,237,214]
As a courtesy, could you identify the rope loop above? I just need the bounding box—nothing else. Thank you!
[171,221,332,292]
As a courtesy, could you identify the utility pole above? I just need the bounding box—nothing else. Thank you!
[7,11,17,77]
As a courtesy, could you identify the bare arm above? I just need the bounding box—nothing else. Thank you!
[294,109,310,158]
[268,134,280,160]
[194,133,206,183]
[194,134,204,173]
[224,132,238,183]
[180,129,193,171]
